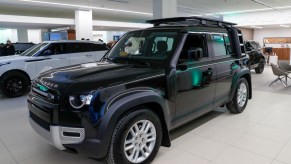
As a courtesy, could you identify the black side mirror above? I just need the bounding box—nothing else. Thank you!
[189,48,203,61]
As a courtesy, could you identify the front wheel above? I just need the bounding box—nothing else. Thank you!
[0,72,29,98]
[107,109,162,164]
[226,78,249,113]
[255,59,265,74]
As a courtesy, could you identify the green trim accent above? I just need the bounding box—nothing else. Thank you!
[36,84,49,92]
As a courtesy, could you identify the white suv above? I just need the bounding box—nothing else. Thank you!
[0,40,108,98]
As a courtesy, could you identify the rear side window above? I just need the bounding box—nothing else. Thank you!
[70,43,108,53]
[212,34,233,57]
[70,43,90,53]
[91,44,109,51]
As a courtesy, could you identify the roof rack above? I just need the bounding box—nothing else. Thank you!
[146,16,237,28]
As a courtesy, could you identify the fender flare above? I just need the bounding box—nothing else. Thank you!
[98,88,172,150]
[229,67,252,102]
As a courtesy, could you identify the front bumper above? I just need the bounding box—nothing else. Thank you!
[29,116,85,150]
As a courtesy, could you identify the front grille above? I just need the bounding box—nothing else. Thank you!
[30,111,51,131]
[31,84,58,103]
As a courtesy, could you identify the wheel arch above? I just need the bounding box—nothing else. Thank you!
[99,89,172,154]
[0,69,31,84]
[229,68,252,102]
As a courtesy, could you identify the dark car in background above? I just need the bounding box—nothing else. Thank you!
[14,42,36,54]
[244,40,265,74]
[28,17,252,164]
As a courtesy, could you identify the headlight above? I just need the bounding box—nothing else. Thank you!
[69,94,93,109]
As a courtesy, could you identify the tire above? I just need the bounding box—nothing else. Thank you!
[0,71,29,98]
[107,109,162,164]
[255,59,265,74]
[226,78,249,114]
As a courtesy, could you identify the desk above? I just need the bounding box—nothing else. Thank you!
[263,48,290,61]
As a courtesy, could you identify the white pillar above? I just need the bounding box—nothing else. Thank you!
[153,0,177,19]
[17,28,28,42]
[75,9,93,40]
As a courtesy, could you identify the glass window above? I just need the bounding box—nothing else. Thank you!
[91,44,109,51]
[20,43,49,56]
[39,43,69,56]
[212,34,233,57]
[107,31,180,64]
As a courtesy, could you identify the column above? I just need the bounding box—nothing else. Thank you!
[75,9,93,40]
[153,0,177,19]
[17,28,28,42]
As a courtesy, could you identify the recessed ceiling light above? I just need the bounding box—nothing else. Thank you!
[251,26,263,29]
[19,0,153,16]
[280,25,290,28]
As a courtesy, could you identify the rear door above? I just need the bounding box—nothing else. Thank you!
[211,33,237,108]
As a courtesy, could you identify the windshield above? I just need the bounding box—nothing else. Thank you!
[20,43,49,57]
[106,30,180,66]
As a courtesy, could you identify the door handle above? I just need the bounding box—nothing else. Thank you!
[86,54,93,57]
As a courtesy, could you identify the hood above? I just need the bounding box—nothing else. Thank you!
[0,55,31,63]
[35,62,165,94]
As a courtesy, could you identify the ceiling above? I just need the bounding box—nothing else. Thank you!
[1,0,291,29]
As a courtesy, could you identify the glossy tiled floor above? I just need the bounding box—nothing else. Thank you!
[1,66,291,164]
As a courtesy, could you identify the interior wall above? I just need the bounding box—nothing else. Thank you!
[27,29,42,43]
[238,28,254,41]
[0,29,18,43]
[254,28,291,48]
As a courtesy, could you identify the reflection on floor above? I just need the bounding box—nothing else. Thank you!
[0,66,291,164]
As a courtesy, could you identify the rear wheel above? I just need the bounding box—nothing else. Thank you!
[107,109,162,164]
[0,72,29,98]
[226,78,249,113]
[255,58,265,74]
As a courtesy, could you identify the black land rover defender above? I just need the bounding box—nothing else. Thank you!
[28,17,252,164]
[244,40,265,74]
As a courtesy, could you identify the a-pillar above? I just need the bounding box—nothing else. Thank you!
[75,9,93,40]
[153,0,177,19]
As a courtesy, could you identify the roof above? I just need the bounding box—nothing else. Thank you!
[146,16,236,28]
[41,40,105,44]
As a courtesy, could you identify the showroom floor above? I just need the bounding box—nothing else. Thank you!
[1,66,291,164]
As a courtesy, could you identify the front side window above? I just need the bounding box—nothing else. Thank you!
[20,43,49,57]
[106,30,180,65]
[40,43,69,56]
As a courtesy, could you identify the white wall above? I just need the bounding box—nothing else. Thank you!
[27,29,42,43]
[254,28,291,48]
[93,31,126,43]
[238,28,254,41]
[0,29,18,43]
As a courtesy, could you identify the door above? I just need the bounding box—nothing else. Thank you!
[211,33,236,108]
[35,43,70,75]
[69,43,95,65]
[174,34,216,127]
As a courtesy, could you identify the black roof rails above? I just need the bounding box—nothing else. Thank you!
[146,16,237,28]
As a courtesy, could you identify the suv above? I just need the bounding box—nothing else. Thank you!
[244,40,265,74]
[0,40,108,98]
[28,17,252,164]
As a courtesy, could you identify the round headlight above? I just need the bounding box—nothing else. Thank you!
[69,94,93,109]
